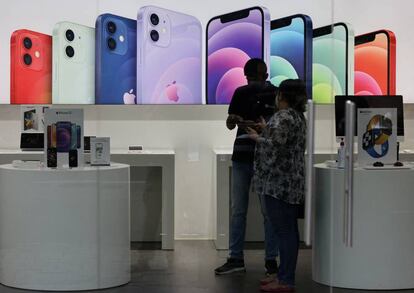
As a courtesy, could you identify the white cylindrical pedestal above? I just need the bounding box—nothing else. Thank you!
[0,163,130,291]
[313,163,414,290]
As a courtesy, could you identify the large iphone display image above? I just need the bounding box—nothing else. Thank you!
[270,14,313,98]
[95,14,137,104]
[137,6,202,104]
[355,30,396,95]
[10,29,52,104]
[313,23,354,103]
[53,22,95,104]
[207,7,270,104]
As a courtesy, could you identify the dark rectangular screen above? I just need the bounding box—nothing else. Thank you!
[335,95,404,137]
[20,133,44,150]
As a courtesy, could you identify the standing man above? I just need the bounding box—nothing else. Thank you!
[215,58,279,276]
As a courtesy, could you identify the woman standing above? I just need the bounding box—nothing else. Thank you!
[247,79,307,292]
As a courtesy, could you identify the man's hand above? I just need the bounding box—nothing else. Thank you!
[226,114,242,130]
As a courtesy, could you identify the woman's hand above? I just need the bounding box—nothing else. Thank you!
[254,116,267,132]
[246,127,259,141]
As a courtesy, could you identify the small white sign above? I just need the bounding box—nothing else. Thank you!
[358,108,397,166]
[90,137,110,166]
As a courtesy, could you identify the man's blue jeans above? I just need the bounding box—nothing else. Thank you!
[229,160,279,261]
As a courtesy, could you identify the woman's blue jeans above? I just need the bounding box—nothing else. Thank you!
[264,195,299,286]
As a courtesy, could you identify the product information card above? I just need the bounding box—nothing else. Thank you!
[358,108,397,166]
[90,137,110,166]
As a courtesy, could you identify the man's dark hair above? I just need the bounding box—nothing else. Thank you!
[244,58,267,79]
[279,79,307,113]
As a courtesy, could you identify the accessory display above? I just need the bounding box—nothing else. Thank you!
[362,114,392,158]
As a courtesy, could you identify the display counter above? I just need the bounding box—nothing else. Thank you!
[0,149,175,250]
[313,163,414,290]
[0,163,130,291]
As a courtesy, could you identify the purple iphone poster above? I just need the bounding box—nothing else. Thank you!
[137,6,202,104]
[207,8,264,104]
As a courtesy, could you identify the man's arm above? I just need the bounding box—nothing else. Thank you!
[227,89,242,130]
[226,114,242,130]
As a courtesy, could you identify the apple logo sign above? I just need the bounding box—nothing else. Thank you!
[123,89,136,104]
[165,81,179,102]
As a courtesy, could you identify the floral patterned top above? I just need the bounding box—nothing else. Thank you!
[253,108,306,205]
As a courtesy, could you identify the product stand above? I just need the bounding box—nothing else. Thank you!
[0,148,176,250]
[0,163,130,291]
[313,163,414,290]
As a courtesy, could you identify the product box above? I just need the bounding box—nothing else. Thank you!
[43,109,84,168]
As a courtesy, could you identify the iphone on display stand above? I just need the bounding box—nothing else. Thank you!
[53,22,95,104]
[47,147,57,168]
[69,149,78,168]
[96,14,137,104]
[10,29,52,104]
[137,6,202,104]
[312,22,354,103]
[206,6,270,104]
[270,14,313,98]
[355,30,396,95]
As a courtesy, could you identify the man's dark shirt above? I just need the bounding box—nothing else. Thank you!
[228,81,278,163]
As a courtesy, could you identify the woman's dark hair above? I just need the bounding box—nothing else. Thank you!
[279,79,307,113]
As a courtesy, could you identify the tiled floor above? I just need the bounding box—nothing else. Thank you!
[0,241,413,293]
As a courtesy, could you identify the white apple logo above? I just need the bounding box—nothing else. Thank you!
[165,81,179,102]
[123,89,136,104]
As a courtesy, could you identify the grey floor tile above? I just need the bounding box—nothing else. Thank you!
[0,241,413,293]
